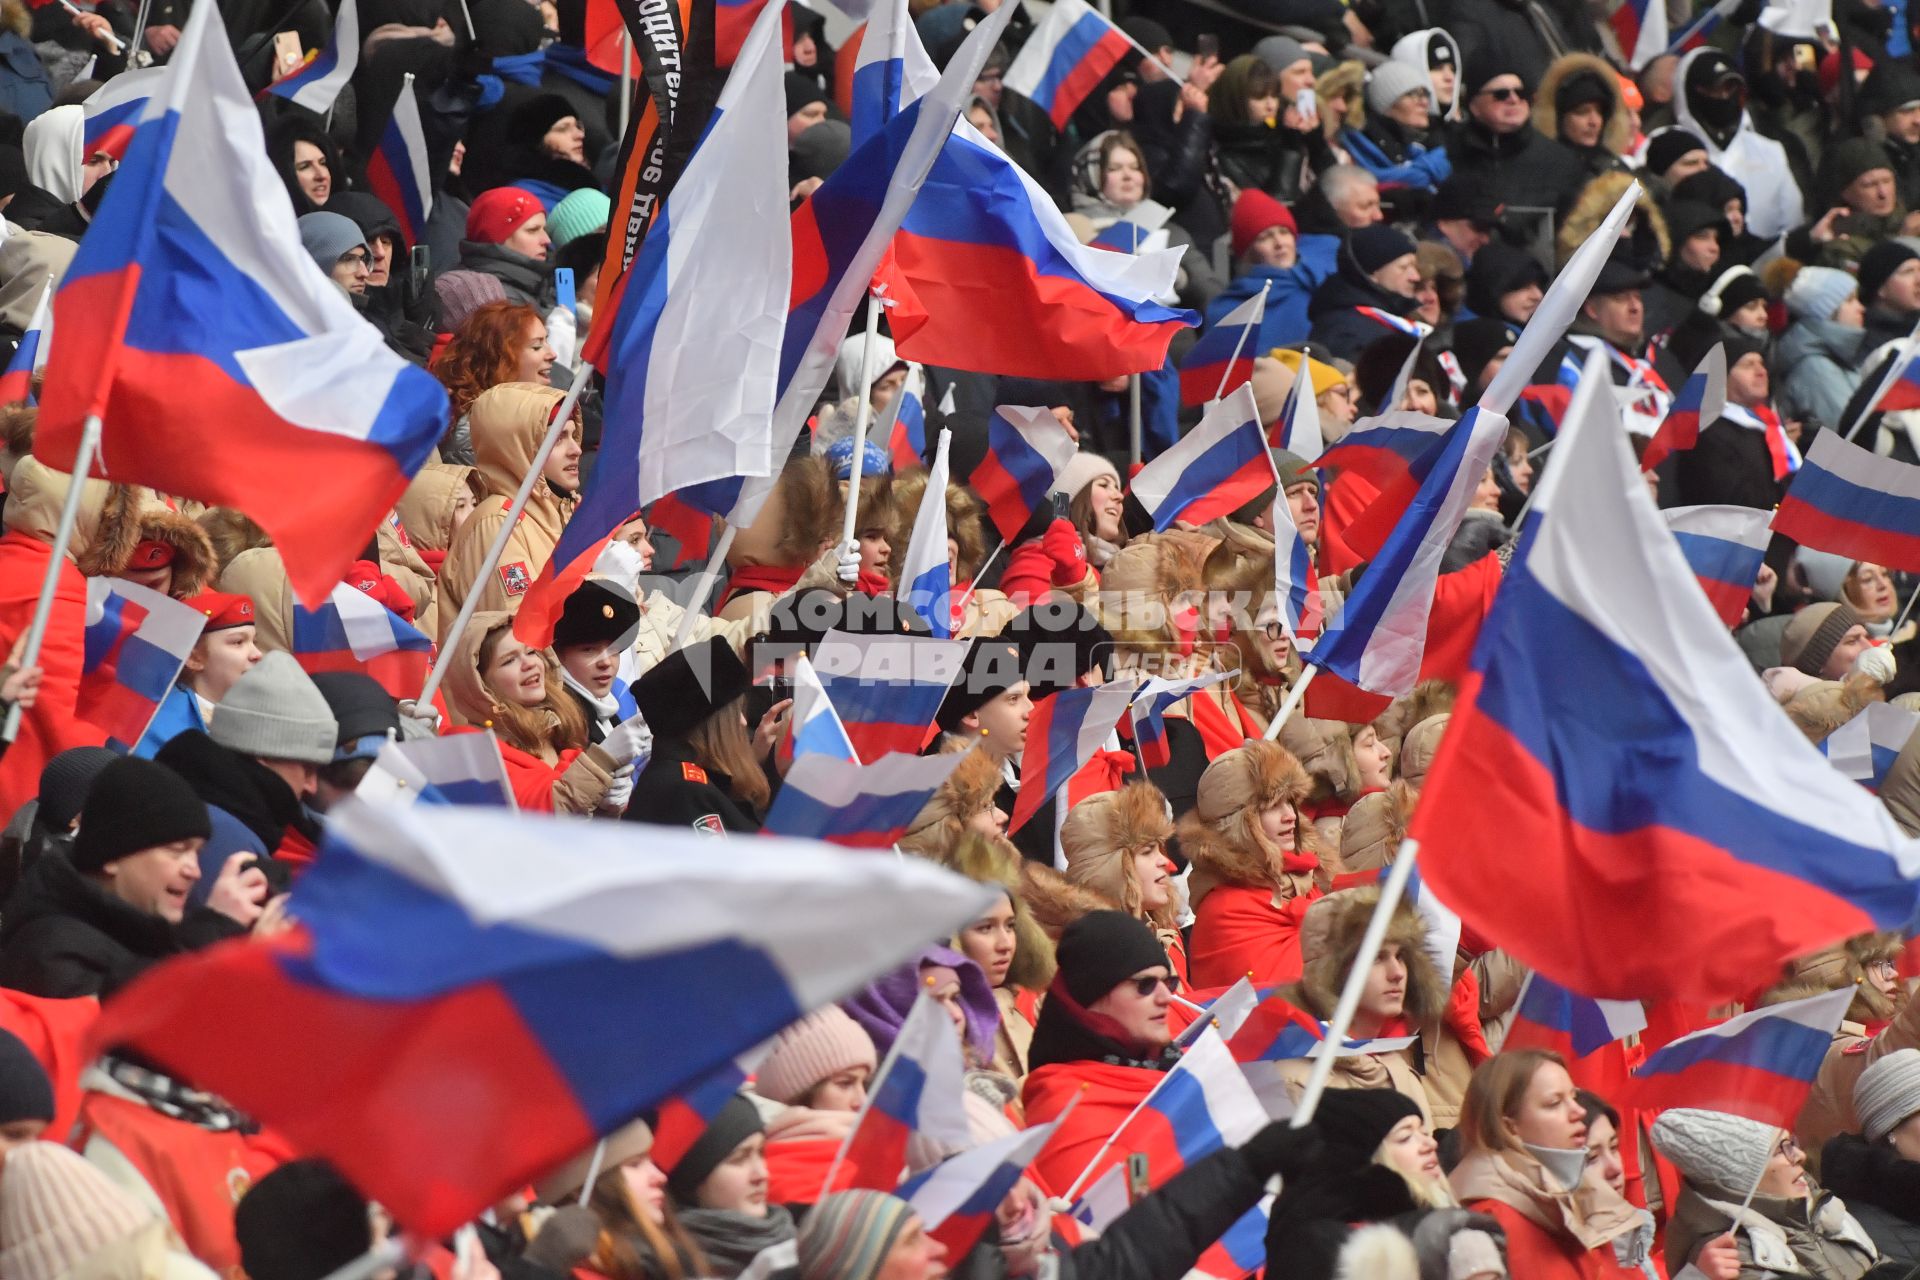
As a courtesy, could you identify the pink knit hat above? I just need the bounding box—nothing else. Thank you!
[754,1007,878,1105]
[0,1142,155,1280]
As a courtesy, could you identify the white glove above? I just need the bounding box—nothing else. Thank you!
[397,698,442,739]
[592,539,646,595]
[836,540,862,585]
[1854,643,1897,684]
[602,763,635,812]
[600,712,653,766]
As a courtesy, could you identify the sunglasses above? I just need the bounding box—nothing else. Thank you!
[1129,973,1181,997]
[1478,86,1531,102]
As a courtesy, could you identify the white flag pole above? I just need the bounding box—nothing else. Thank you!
[4,414,101,742]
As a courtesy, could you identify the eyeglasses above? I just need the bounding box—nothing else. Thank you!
[1129,973,1181,997]
[1478,86,1531,102]
[1775,1136,1802,1160]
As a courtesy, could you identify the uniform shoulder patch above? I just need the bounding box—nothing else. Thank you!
[692,814,726,837]
[681,762,709,784]
[1841,1039,1871,1055]
[498,562,531,597]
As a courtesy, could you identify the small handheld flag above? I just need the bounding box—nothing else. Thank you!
[1269,353,1325,460]
[365,76,434,249]
[1130,669,1236,770]
[1662,504,1771,628]
[1620,988,1852,1126]
[354,732,517,808]
[1822,703,1920,791]
[970,406,1078,542]
[1008,678,1137,834]
[900,429,955,636]
[1772,429,1920,573]
[828,990,972,1191]
[1004,0,1137,129]
[1131,385,1274,530]
[264,0,359,113]
[0,282,52,406]
[290,583,434,701]
[901,1119,1064,1258]
[79,577,205,752]
[1179,290,1265,408]
[813,630,968,761]
[785,654,859,765]
[762,750,967,848]
[1641,345,1726,472]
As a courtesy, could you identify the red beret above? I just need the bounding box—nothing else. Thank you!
[186,591,255,631]
[129,538,176,570]
[465,187,545,246]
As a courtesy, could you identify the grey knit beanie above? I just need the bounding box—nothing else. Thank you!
[296,211,369,276]
[1254,35,1311,73]
[209,651,339,766]
[1366,62,1433,117]
[1786,266,1859,324]
[1855,1047,1920,1142]
[1650,1108,1778,1199]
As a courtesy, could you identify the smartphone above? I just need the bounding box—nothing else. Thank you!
[555,266,577,317]
[272,30,303,77]
[1195,33,1219,59]
[1294,86,1319,120]
[1126,1152,1151,1201]
[1051,490,1071,521]
[408,243,429,297]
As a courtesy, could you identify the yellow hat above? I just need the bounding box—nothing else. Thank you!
[1271,348,1347,397]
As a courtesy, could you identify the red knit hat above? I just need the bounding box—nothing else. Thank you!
[185,591,255,631]
[464,187,544,245]
[1231,189,1297,262]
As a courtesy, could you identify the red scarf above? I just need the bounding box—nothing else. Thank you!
[1187,686,1261,756]
[1723,402,1798,481]
[714,562,805,611]
[856,568,891,596]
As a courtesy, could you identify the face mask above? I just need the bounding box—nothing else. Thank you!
[1691,90,1742,136]
[1524,1142,1590,1193]
[593,539,646,594]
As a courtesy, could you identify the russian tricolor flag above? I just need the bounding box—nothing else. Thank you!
[1610,0,1668,68]
[969,406,1078,542]
[512,527,619,652]
[1180,291,1264,408]
[1008,678,1137,834]
[81,66,165,164]
[785,654,859,765]
[901,1119,1063,1258]
[1773,430,1920,573]
[1193,1196,1274,1280]
[1412,347,1920,1002]
[1641,345,1727,473]
[882,369,929,472]
[1131,385,1274,530]
[1515,383,1573,440]
[813,629,968,762]
[1503,971,1647,1060]
[1226,993,1415,1063]
[79,577,204,753]
[263,0,359,113]
[1663,504,1771,628]
[1129,670,1235,769]
[365,76,434,249]
[354,732,517,809]
[1314,410,1452,561]
[290,582,433,700]
[652,1051,770,1171]
[1875,340,1920,417]
[830,990,972,1191]
[87,800,995,1236]
[900,429,954,637]
[1271,480,1322,645]
[1822,702,1920,792]
[1267,353,1325,461]
[1004,0,1136,129]
[1092,1029,1268,1193]
[0,281,52,407]
[762,750,967,848]
[1621,988,1852,1126]
[37,0,448,609]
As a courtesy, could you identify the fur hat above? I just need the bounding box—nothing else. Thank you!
[944,831,1055,990]
[1780,602,1864,676]
[631,636,751,740]
[1279,716,1361,801]
[1854,1047,1920,1143]
[899,747,1003,854]
[1095,532,1213,650]
[755,1007,878,1105]
[1341,781,1415,873]
[1650,1108,1778,1200]
[1783,674,1884,744]
[1060,783,1174,915]
[1298,886,1446,1025]
[1019,860,1118,940]
[1399,714,1449,786]
[1180,742,1322,904]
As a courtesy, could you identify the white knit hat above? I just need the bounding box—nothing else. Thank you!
[753,1007,878,1105]
[1053,451,1121,502]
[1855,1047,1920,1142]
[0,1142,155,1280]
[1649,1108,1778,1199]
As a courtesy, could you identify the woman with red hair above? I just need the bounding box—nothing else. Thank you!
[431,301,557,463]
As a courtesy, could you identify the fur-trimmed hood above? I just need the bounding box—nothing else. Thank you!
[396,463,482,557]
[1533,53,1632,157]
[1179,741,1327,894]
[728,455,835,571]
[1557,170,1670,269]
[1298,886,1448,1026]
[1096,530,1215,650]
[1341,780,1416,873]
[3,459,215,596]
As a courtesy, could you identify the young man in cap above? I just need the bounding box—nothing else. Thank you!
[135,591,261,760]
[552,579,642,745]
[1423,178,1504,268]
[1557,247,1669,428]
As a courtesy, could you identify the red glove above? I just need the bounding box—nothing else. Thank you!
[1042,518,1087,587]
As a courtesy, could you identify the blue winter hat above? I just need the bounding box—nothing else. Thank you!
[825,434,890,481]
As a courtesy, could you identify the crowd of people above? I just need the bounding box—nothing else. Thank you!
[0,0,1913,1276]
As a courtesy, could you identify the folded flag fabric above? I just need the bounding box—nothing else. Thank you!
[1772,429,1920,574]
[1662,504,1771,628]
[81,66,166,162]
[1412,347,1920,1002]
[1005,0,1137,128]
[1620,988,1852,1126]
[901,1119,1062,1258]
[87,800,994,1236]
[1174,975,1263,1046]
[1226,992,1416,1063]
[1180,290,1264,408]
[831,990,972,1191]
[365,78,434,249]
[290,583,433,701]
[263,0,359,113]
[79,577,205,752]
[0,281,52,406]
[1009,679,1138,834]
[900,429,954,636]
[969,406,1078,542]
[1193,1196,1274,1280]
[763,750,966,847]
[1131,385,1273,530]
[1822,703,1920,791]
[1271,481,1322,646]
[1503,971,1647,1060]
[1130,670,1236,769]
[785,653,859,765]
[883,368,929,472]
[1268,353,1324,461]
[1640,345,1726,472]
[354,732,517,808]
[812,630,968,762]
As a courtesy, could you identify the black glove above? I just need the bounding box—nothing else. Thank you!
[1241,1120,1325,1182]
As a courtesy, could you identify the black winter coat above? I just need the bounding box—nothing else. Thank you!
[622,738,759,836]
[1446,0,1599,90]
[1819,1133,1920,1263]
[0,855,244,999]
[1444,123,1589,216]
[1308,272,1424,362]
[1673,417,1787,511]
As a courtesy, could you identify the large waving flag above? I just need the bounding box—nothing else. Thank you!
[1663,504,1771,628]
[1180,291,1264,408]
[763,750,967,847]
[290,583,434,700]
[1005,0,1137,128]
[37,0,448,609]
[900,429,954,636]
[1130,669,1236,769]
[786,654,859,765]
[1009,678,1137,834]
[82,66,166,163]
[547,0,792,621]
[1823,703,1920,791]
[79,577,204,753]
[1640,345,1726,473]
[1268,355,1324,461]
[902,1120,1063,1259]
[365,77,434,249]
[264,0,360,113]
[970,406,1078,542]
[1620,988,1852,1125]
[813,630,968,761]
[354,732,517,808]
[1772,429,1920,573]
[88,800,993,1236]
[830,991,972,1191]
[1130,385,1273,530]
[0,281,51,406]
[1412,346,1920,1001]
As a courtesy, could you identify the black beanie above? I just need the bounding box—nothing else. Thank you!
[1448,318,1516,390]
[1002,601,1114,701]
[1056,911,1171,1006]
[1347,224,1419,277]
[1313,1087,1424,1163]
[0,1028,52,1126]
[631,636,750,741]
[785,70,829,119]
[309,672,400,752]
[665,1092,764,1204]
[1464,57,1527,99]
[1859,239,1920,307]
[1554,69,1614,117]
[935,637,1024,732]
[36,746,119,833]
[1645,128,1707,177]
[71,758,211,875]
[236,1161,372,1280]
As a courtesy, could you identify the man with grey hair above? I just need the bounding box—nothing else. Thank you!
[1318,165,1384,230]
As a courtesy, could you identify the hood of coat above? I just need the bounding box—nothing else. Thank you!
[1777,316,1865,368]
[5,464,213,595]
[217,546,294,654]
[469,381,572,503]
[23,105,83,207]
[1557,169,1670,270]
[0,851,175,955]
[1340,780,1415,873]
[0,229,74,336]
[444,608,523,728]
[1818,1132,1920,1226]
[395,463,482,555]
[1533,53,1632,159]
[1388,29,1462,122]
[1672,49,1751,154]
[1298,885,1446,1025]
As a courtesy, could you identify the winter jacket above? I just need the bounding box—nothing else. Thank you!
[1776,319,1866,436]
[1673,417,1786,511]
[621,737,759,835]
[1672,51,1807,240]
[1205,247,1337,352]
[393,461,479,575]
[154,729,317,899]
[1453,1148,1642,1280]
[455,239,555,310]
[0,854,245,998]
[1798,996,1920,1168]
[1666,1183,1877,1280]
[1341,119,1453,192]
[1818,1134,1920,1263]
[133,686,209,759]
[1212,119,1335,204]
[1444,122,1590,214]
[1307,272,1426,363]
